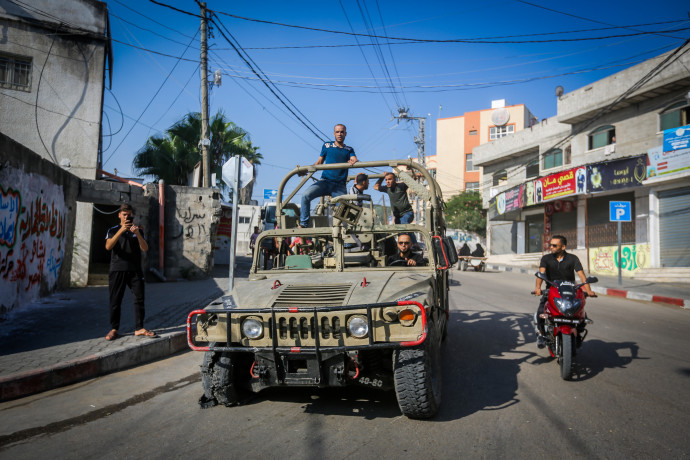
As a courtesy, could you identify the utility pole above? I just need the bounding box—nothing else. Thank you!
[392,107,427,224]
[393,107,426,167]
[200,2,210,187]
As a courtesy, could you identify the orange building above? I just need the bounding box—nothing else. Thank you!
[435,100,537,201]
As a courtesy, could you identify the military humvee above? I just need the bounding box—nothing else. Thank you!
[187,159,457,419]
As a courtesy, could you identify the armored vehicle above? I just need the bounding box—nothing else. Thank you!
[187,159,457,418]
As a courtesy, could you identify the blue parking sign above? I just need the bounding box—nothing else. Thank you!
[609,201,631,222]
[263,189,278,200]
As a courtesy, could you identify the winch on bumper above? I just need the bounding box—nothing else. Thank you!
[187,300,427,390]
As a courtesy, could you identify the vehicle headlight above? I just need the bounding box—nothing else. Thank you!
[554,298,580,317]
[347,315,369,338]
[242,318,263,339]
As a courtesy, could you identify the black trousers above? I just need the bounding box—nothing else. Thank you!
[536,293,548,335]
[109,271,146,330]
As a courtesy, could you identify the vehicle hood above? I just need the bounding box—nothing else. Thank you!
[231,271,433,308]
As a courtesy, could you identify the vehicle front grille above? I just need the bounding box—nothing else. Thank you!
[273,283,352,307]
[270,314,347,341]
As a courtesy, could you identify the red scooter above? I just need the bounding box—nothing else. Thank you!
[533,272,598,380]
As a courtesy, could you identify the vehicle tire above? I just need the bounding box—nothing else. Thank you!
[560,334,573,381]
[393,325,442,419]
[200,349,239,407]
[441,310,448,342]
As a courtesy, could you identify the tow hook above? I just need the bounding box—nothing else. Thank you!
[250,361,270,379]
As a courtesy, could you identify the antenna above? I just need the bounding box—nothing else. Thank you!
[555,85,564,98]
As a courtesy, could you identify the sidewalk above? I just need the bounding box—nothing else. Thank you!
[486,262,690,308]
[0,256,252,402]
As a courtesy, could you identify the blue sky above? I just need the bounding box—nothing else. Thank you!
[101,0,690,203]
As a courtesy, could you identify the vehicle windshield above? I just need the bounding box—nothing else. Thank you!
[255,229,430,271]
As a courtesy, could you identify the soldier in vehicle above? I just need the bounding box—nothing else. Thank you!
[386,234,426,266]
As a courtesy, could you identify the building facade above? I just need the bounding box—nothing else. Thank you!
[474,47,690,276]
[0,0,110,286]
[435,100,537,200]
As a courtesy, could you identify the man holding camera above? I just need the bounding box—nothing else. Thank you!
[104,203,156,340]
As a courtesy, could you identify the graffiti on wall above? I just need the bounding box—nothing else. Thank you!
[0,173,67,313]
[588,243,650,277]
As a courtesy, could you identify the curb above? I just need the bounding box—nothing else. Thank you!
[485,264,688,309]
[0,331,188,402]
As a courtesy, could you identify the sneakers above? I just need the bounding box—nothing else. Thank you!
[536,335,546,349]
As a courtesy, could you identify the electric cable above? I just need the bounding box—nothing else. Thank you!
[210,13,328,142]
[104,30,199,166]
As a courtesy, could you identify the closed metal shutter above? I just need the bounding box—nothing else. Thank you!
[490,221,516,255]
[659,187,690,267]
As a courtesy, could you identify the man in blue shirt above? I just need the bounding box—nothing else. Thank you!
[300,124,358,227]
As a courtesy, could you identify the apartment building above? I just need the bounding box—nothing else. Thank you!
[473,46,690,277]
[435,100,537,200]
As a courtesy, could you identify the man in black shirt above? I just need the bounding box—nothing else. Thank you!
[104,204,156,340]
[534,235,595,348]
[386,234,426,267]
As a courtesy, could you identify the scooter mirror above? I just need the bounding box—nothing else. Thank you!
[586,276,599,284]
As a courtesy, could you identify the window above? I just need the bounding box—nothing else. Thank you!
[489,125,515,140]
[493,169,507,186]
[465,182,479,191]
[466,153,478,172]
[543,149,563,170]
[469,130,478,136]
[239,216,251,224]
[660,101,690,131]
[588,125,615,150]
[0,53,32,91]
[526,159,539,178]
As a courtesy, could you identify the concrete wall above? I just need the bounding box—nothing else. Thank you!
[0,133,79,317]
[145,185,222,280]
[0,0,109,287]
[436,116,465,200]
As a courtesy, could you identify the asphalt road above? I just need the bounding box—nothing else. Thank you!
[1,268,689,459]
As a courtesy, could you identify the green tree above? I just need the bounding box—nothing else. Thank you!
[132,111,262,203]
[445,191,486,237]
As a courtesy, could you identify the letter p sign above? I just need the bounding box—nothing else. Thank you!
[609,201,632,222]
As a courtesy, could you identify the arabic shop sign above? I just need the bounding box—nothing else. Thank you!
[534,167,586,203]
[488,184,523,221]
[587,155,647,193]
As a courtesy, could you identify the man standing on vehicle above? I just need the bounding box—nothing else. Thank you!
[534,235,595,348]
[105,204,156,340]
[299,124,358,228]
[375,172,414,225]
[386,234,426,266]
[349,173,369,207]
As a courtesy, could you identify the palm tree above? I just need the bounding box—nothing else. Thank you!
[132,111,262,203]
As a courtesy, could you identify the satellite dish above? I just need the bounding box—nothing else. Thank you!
[555,85,564,97]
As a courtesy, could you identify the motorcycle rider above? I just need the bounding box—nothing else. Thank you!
[534,235,596,348]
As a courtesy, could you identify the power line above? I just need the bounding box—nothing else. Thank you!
[104,29,199,166]
[515,0,685,41]
[209,13,329,142]
[211,9,690,44]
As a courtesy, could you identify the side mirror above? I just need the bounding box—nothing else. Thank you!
[586,276,598,284]
[535,272,549,282]
[260,209,266,219]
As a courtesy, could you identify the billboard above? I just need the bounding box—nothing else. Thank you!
[587,155,647,192]
[647,125,690,178]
